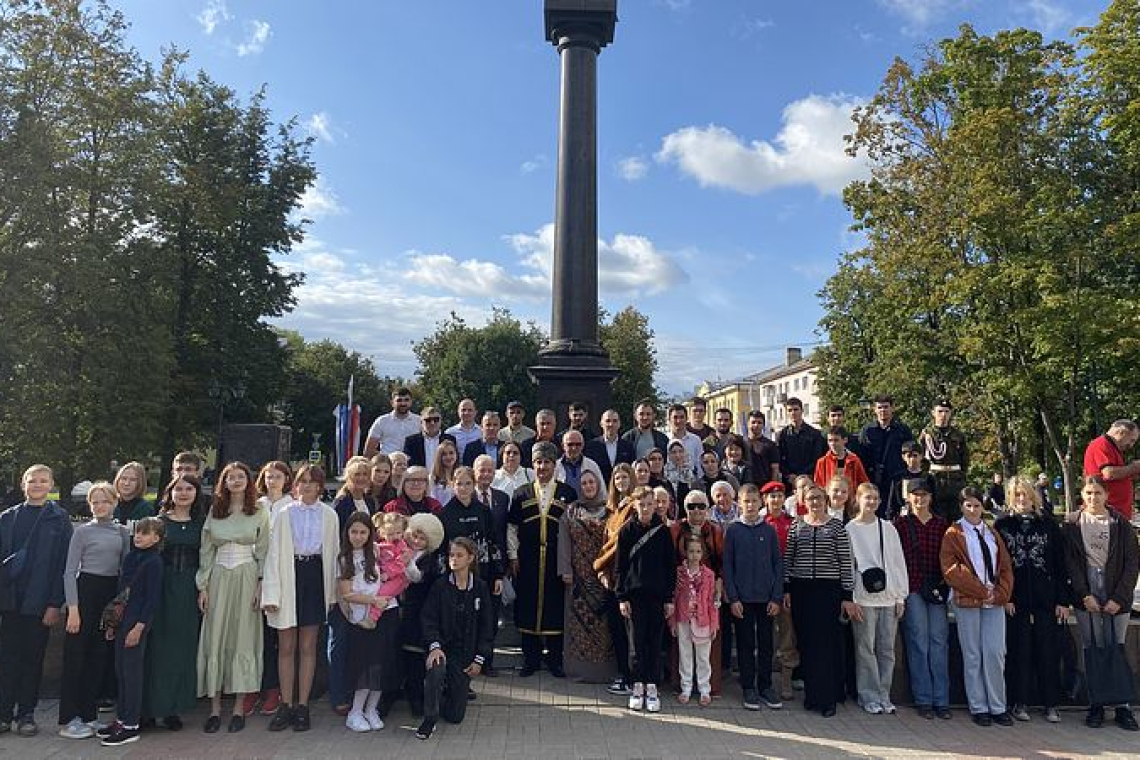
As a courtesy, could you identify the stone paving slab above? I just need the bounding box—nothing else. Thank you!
[6,668,1140,760]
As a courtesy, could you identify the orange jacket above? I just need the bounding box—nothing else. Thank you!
[939,522,1013,608]
[813,451,870,490]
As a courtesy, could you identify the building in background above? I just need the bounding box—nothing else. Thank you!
[691,347,819,436]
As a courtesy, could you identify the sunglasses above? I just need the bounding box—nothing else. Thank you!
[423,417,441,423]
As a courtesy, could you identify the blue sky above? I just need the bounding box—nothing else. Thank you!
[115,0,1105,394]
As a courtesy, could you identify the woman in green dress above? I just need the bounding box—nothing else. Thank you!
[196,462,270,734]
[143,473,205,730]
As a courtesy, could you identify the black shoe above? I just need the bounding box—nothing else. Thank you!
[1115,707,1139,731]
[1086,706,1105,728]
[917,706,934,720]
[292,704,310,732]
[97,720,122,738]
[992,712,1013,727]
[203,715,221,734]
[548,666,565,678]
[934,706,952,720]
[517,666,537,677]
[606,678,632,695]
[972,713,992,727]
[100,725,140,746]
[268,705,292,732]
[227,715,245,733]
[416,717,436,740]
[821,705,837,718]
[163,715,183,731]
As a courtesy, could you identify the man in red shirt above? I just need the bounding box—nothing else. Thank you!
[1083,420,1140,520]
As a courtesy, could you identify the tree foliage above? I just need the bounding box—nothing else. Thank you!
[0,0,314,494]
[600,306,661,418]
[816,12,1140,509]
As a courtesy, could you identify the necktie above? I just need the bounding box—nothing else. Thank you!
[482,490,491,507]
[975,527,994,584]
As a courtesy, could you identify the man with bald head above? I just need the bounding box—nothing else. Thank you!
[446,398,481,456]
[555,430,604,500]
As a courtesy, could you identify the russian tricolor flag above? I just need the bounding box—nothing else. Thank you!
[334,374,361,475]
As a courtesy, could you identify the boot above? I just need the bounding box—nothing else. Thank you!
[779,666,794,701]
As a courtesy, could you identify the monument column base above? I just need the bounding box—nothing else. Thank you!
[529,353,619,425]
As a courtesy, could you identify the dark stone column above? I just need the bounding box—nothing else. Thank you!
[530,1,620,424]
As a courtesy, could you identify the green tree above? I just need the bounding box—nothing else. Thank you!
[818,22,1138,509]
[600,306,660,418]
[413,308,544,422]
[277,331,408,460]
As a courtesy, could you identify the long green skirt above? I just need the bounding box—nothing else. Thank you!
[144,566,201,717]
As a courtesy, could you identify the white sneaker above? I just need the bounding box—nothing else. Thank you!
[881,700,897,715]
[59,717,94,740]
[863,702,884,715]
[645,693,661,713]
[345,711,371,733]
[1045,707,1060,723]
[1012,704,1030,722]
[628,684,645,711]
[364,709,384,731]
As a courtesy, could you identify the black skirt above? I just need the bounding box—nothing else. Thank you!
[346,608,403,693]
[294,557,328,628]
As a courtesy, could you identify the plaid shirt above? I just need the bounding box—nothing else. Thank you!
[894,513,949,593]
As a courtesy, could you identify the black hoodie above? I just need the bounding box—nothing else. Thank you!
[615,513,675,602]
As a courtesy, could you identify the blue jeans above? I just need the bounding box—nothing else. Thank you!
[953,604,1006,715]
[901,592,949,708]
[326,607,348,708]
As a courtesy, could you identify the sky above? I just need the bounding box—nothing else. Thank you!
[113,0,1107,395]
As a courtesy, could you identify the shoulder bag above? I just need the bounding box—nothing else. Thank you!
[860,519,887,594]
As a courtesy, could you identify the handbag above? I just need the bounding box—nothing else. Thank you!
[100,563,142,633]
[1084,613,1137,707]
[860,519,887,594]
[1,504,48,583]
[905,516,948,605]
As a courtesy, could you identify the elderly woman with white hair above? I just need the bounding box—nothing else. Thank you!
[708,480,739,527]
[383,466,441,516]
[994,476,1069,723]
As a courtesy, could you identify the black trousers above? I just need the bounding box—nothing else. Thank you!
[629,594,666,686]
[114,627,148,728]
[1005,607,1061,708]
[720,604,735,671]
[520,632,563,672]
[402,648,426,714]
[789,579,844,711]
[423,659,471,724]
[59,573,118,723]
[484,594,501,670]
[261,619,280,691]
[735,602,774,693]
[0,612,51,721]
[604,592,631,680]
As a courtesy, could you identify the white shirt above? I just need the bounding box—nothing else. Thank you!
[446,423,481,455]
[960,517,999,592]
[289,501,326,556]
[423,434,442,469]
[367,411,421,455]
[493,466,534,497]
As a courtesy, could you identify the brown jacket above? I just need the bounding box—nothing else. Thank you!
[940,522,1014,608]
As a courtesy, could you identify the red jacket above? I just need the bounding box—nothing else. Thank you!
[813,451,870,490]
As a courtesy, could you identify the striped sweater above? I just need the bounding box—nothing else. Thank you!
[784,517,855,600]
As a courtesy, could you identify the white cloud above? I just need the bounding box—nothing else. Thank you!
[1020,0,1070,36]
[875,0,956,28]
[508,224,689,297]
[304,112,336,144]
[733,17,776,39]
[405,253,548,298]
[196,0,230,35]
[656,94,870,196]
[520,154,547,174]
[236,20,271,56]
[299,178,345,219]
[616,156,649,181]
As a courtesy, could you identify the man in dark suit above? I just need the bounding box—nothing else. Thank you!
[518,408,559,469]
[584,408,634,488]
[620,399,670,459]
[472,453,511,677]
[463,411,504,467]
[402,406,456,468]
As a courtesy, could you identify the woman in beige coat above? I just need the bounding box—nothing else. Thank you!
[260,464,340,732]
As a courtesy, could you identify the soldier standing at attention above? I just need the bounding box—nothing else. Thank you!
[921,400,968,523]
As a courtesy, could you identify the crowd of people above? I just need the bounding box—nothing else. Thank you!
[1,388,1139,748]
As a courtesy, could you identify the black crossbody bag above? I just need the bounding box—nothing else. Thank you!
[861,519,887,594]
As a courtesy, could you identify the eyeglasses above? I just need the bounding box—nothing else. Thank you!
[404,477,428,484]
[423,417,441,423]
[565,442,583,448]
[687,504,709,510]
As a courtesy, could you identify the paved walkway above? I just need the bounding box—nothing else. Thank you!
[8,662,1140,759]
